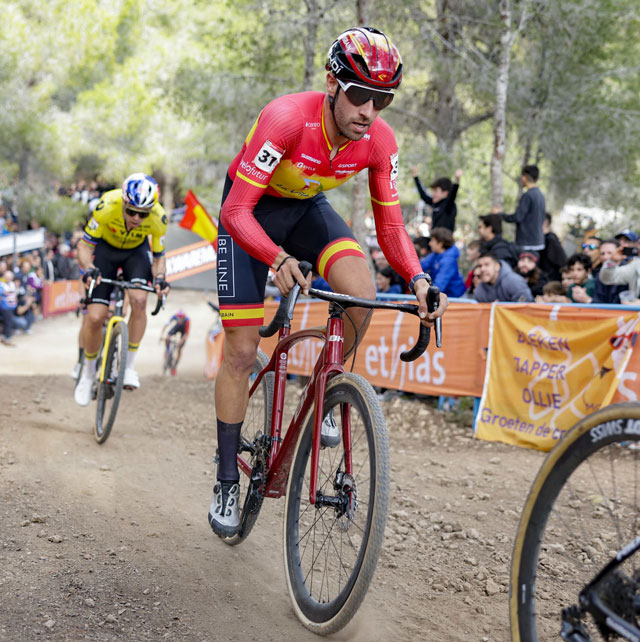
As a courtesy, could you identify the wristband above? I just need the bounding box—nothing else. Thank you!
[409,272,431,293]
[276,256,295,272]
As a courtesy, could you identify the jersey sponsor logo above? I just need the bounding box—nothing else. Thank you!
[390,152,399,189]
[296,162,313,171]
[161,214,168,225]
[363,133,371,140]
[338,163,358,168]
[253,140,283,174]
[305,121,321,128]
[239,160,270,182]
[94,200,105,211]
[335,169,356,175]
[159,235,166,248]
[301,153,321,165]
[88,218,99,231]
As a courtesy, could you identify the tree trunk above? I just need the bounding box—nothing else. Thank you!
[301,0,319,90]
[490,0,512,210]
[351,0,375,278]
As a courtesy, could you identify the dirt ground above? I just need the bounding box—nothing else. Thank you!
[0,290,549,642]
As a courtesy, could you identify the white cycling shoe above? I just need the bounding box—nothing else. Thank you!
[320,410,341,448]
[70,362,82,380]
[74,377,93,407]
[123,368,140,389]
[208,481,240,537]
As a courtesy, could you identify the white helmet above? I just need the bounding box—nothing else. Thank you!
[122,173,158,212]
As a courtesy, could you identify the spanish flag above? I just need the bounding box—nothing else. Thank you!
[179,190,218,243]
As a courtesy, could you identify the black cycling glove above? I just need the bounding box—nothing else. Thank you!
[82,267,101,284]
[153,274,170,292]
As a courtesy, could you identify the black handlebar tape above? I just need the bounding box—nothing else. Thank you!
[400,324,431,362]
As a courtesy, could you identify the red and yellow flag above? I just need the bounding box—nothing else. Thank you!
[180,190,218,243]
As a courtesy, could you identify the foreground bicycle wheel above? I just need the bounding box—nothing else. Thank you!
[94,321,128,444]
[223,350,273,546]
[284,372,389,635]
[510,402,640,641]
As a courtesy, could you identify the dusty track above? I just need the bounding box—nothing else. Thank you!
[0,291,547,641]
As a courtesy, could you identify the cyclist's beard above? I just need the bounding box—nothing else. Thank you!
[329,90,371,142]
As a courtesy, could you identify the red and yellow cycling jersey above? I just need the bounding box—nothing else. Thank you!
[222,91,421,282]
[81,189,168,256]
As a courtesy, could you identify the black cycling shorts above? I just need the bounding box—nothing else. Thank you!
[90,240,152,305]
[216,174,364,327]
[167,324,187,337]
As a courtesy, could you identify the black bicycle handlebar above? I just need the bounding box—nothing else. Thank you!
[86,277,165,316]
[259,262,443,361]
[259,261,313,338]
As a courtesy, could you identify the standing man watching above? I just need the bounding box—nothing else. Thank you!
[74,173,170,406]
[494,164,546,254]
[208,27,448,538]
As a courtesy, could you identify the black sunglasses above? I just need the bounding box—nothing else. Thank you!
[124,207,150,219]
[336,78,395,110]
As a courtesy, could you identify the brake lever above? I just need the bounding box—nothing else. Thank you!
[427,286,442,348]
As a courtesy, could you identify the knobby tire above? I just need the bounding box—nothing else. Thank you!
[510,402,640,642]
[283,372,389,636]
[94,321,128,444]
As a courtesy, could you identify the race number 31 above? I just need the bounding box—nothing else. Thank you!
[253,140,283,174]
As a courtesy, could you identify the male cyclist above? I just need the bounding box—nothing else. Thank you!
[159,309,190,375]
[74,173,170,406]
[208,27,448,537]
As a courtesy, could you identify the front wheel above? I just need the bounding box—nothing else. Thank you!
[283,372,389,636]
[510,402,640,642]
[94,320,128,444]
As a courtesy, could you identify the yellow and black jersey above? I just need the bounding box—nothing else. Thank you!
[81,189,167,256]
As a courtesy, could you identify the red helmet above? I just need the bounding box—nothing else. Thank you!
[326,27,403,90]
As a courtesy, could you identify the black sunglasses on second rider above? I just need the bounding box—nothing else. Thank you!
[335,78,395,110]
[124,207,150,219]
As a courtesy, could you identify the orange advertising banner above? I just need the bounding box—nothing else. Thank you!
[475,304,640,451]
[41,280,83,317]
[165,240,216,283]
[259,300,489,397]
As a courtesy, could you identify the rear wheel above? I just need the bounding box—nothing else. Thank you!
[94,321,128,444]
[510,402,640,642]
[222,350,273,546]
[283,372,389,635]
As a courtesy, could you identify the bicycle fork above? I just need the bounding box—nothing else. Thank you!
[99,315,125,383]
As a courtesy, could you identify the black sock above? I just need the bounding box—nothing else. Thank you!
[216,419,242,483]
[78,347,84,362]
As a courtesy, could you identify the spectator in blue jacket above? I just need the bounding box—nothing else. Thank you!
[473,252,534,302]
[420,227,466,298]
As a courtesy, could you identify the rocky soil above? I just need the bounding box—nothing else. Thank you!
[0,296,549,641]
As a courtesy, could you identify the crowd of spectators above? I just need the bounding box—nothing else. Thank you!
[0,180,105,346]
[378,163,640,308]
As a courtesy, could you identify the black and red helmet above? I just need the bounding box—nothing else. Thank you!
[326,27,403,90]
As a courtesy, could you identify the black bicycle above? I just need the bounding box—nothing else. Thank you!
[510,402,640,641]
[86,276,163,443]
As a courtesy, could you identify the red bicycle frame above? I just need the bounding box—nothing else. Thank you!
[237,314,350,505]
